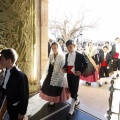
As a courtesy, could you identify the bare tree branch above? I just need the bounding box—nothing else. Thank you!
[49,10,98,41]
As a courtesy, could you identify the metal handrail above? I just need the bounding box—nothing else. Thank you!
[107,79,120,120]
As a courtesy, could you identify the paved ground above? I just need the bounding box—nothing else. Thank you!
[27,76,120,120]
[77,77,120,120]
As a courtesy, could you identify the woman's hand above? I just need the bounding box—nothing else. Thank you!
[62,68,67,73]
[75,71,81,76]
[107,66,109,69]
[18,114,24,120]
[111,60,113,63]
[97,65,99,68]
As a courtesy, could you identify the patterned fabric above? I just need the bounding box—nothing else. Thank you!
[82,55,95,77]
[0,71,4,86]
[50,53,68,87]
[85,47,97,57]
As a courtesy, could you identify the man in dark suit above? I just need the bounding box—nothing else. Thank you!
[0,48,29,120]
[111,37,120,79]
[62,39,88,119]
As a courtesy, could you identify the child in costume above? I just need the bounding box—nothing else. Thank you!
[40,42,69,106]
[99,46,112,87]
[62,39,88,119]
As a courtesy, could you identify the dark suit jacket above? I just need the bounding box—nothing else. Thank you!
[111,44,116,58]
[63,52,88,74]
[3,66,29,115]
[48,42,51,57]
[99,53,112,67]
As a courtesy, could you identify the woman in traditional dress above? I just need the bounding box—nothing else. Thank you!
[40,42,69,106]
[81,42,99,86]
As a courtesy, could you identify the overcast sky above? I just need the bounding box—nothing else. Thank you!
[48,0,120,42]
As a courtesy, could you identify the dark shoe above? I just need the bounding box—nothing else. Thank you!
[88,82,91,86]
[112,77,116,80]
[104,82,108,84]
[47,103,55,107]
[99,84,102,87]
[66,113,73,119]
[116,74,119,78]
[86,82,88,85]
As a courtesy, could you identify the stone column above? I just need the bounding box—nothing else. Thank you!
[35,0,48,88]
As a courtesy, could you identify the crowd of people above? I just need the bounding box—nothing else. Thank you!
[0,37,120,120]
[48,37,120,87]
[45,37,120,119]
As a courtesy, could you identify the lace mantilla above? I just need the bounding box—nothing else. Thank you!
[50,53,68,87]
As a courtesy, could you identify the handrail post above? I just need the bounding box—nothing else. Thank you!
[107,79,115,120]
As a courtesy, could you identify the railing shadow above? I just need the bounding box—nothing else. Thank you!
[107,79,120,120]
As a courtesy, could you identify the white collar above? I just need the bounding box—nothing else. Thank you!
[6,68,12,72]
[104,52,107,54]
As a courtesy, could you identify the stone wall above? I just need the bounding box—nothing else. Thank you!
[0,0,48,90]
[0,0,35,81]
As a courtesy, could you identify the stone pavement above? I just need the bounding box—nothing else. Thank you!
[27,77,120,120]
[77,77,120,120]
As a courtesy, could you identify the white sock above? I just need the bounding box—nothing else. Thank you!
[75,99,80,105]
[50,102,54,105]
[100,78,104,85]
[69,99,76,115]
[118,70,120,75]
[105,77,109,83]
[114,71,117,77]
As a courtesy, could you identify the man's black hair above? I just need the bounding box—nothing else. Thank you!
[103,46,108,49]
[0,48,18,63]
[66,39,75,47]
[51,42,58,47]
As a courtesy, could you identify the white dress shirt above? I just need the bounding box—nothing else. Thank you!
[67,51,76,74]
[2,69,11,119]
[3,69,11,89]
[67,51,76,66]
[104,53,107,59]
